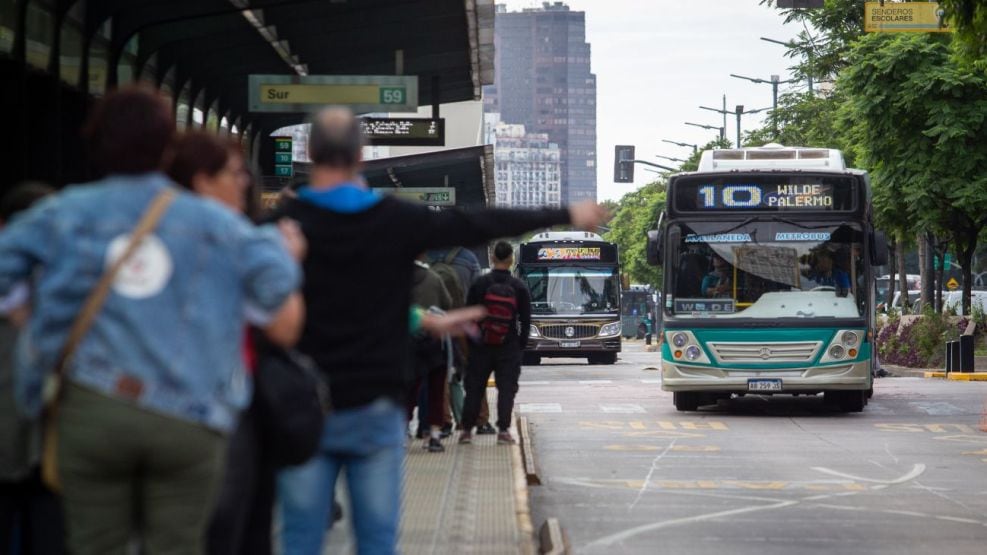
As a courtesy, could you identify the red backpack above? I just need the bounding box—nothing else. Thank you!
[480,280,518,346]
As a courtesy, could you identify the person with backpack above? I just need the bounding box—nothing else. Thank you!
[459,242,531,446]
[426,248,497,435]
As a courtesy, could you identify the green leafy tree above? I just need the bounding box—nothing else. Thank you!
[939,0,987,65]
[839,33,987,314]
[760,0,867,85]
[605,180,666,287]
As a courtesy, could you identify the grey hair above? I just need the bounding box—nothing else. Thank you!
[307,107,365,169]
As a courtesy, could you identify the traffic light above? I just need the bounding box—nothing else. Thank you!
[614,145,635,183]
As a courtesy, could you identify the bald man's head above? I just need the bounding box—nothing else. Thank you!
[308,107,365,170]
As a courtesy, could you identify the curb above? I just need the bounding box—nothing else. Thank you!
[538,518,571,554]
[510,428,537,555]
[923,371,987,382]
[517,416,542,485]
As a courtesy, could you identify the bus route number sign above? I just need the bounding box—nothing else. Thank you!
[696,183,834,210]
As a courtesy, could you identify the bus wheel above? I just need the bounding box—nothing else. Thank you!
[522,354,541,366]
[588,352,617,365]
[825,390,865,413]
[674,392,699,412]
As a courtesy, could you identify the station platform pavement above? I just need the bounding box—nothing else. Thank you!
[323,394,536,554]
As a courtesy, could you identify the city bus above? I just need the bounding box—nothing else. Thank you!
[621,285,656,339]
[647,145,888,412]
[518,232,622,365]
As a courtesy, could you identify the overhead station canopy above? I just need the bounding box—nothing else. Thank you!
[128,0,494,135]
[2,0,495,184]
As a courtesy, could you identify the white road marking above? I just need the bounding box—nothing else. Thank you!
[640,379,662,384]
[628,439,678,512]
[811,464,926,485]
[585,499,798,549]
[579,380,613,384]
[600,404,646,414]
[518,403,562,413]
[518,381,552,385]
[910,402,966,416]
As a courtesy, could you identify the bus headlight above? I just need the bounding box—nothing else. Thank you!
[599,322,621,337]
[685,345,702,361]
[529,325,540,338]
[828,345,846,359]
[672,332,689,348]
[842,331,858,347]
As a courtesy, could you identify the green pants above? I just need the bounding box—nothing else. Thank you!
[57,384,226,555]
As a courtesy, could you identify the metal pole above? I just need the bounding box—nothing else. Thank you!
[735,105,743,148]
[722,95,727,142]
[771,75,779,112]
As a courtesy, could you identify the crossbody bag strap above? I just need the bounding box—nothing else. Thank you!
[53,188,177,377]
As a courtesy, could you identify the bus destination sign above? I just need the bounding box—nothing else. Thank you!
[538,247,602,261]
[360,118,445,146]
[673,176,855,212]
[696,183,834,209]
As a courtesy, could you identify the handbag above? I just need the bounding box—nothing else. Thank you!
[40,189,176,491]
[252,332,331,467]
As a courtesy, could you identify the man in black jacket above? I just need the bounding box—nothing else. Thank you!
[458,242,531,446]
[274,107,607,555]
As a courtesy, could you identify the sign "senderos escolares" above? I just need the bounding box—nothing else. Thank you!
[864,1,952,33]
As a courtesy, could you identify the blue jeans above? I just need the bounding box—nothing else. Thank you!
[278,398,405,555]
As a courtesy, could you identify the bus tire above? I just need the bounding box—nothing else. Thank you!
[674,392,699,412]
[589,353,617,365]
[826,390,865,413]
[522,354,541,366]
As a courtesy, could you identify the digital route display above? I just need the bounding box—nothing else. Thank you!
[360,118,445,146]
[673,176,856,212]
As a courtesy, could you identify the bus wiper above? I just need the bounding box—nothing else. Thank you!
[695,217,759,237]
[769,216,849,230]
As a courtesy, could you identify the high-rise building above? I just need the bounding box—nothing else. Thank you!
[488,116,562,208]
[485,2,597,203]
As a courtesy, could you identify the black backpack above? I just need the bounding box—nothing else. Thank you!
[480,278,518,346]
[252,333,331,467]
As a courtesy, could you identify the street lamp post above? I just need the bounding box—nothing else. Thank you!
[734,105,771,148]
[655,154,685,164]
[684,121,725,141]
[760,36,814,94]
[662,139,698,154]
[729,73,799,113]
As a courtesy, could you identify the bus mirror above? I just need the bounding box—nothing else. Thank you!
[647,229,662,266]
[871,230,889,266]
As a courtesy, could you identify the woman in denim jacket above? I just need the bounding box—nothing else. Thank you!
[0,87,302,555]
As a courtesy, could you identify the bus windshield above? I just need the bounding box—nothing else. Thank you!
[521,266,620,315]
[667,221,866,319]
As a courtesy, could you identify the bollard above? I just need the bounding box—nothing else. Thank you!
[959,335,974,373]
[945,341,959,374]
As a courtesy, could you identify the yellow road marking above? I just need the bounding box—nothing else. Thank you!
[875,423,976,434]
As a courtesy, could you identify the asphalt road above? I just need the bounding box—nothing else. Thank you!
[517,342,987,555]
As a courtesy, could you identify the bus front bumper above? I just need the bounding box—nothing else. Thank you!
[661,360,871,393]
[526,337,621,356]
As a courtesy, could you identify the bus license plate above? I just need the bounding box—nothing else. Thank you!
[560,341,581,348]
[748,379,782,392]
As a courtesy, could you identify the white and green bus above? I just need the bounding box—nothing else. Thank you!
[648,145,888,412]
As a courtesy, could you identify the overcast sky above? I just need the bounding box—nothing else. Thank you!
[499,0,808,201]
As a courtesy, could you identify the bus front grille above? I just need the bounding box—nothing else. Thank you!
[707,341,822,363]
[541,324,600,339]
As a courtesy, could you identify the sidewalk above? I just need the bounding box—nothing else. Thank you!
[883,363,987,381]
[324,394,535,554]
